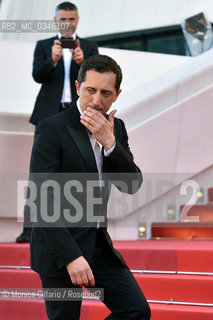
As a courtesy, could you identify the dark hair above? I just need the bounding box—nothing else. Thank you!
[55,2,78,16]
[78,55,122,92]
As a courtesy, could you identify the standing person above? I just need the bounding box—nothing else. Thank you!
[16,2,98,243]
[29,54,151,320]
[30,1,99,125]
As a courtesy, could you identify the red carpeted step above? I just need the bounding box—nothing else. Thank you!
[152,222,213,239]
[0,269,41,288]
[115,240,213,272]
[177,244,213,273]
[150,303,213,320]
[1,240,213,272]
[0,243,30,266]
[0,299,90,320]
[87,301,213,320]
[115,240,178,271]
[1,299,213,320]
[0,300,49,320]
[180,204,213,221]
[1,269,213,304]
[0,300,91,320]
[208,188,213,202]
[136,274,213,304]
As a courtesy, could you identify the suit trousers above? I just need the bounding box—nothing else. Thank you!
[40,229,151,320]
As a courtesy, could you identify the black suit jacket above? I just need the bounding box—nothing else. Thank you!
[30,102,142,278]
[30,36,98,125]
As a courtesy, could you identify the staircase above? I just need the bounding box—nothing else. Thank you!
[0,240,213,319]
[152,187,213,240]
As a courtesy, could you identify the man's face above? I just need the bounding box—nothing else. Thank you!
[54,10,79,37]
[75,70,121,115]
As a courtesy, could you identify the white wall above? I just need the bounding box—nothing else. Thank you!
[0,39,188,116]
[0,0,213,40]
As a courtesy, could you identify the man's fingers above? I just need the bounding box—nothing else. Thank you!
[108,109,117,124]
[87,270,95,287]
[53,40,61,46]
[80,113,97,126]
[72,40,81,53]
[72,40,84,65]
[72,271,94,287]
[81,274,89,287]
[71,275,77,286]
[67,256,95,287]
[76,39,80,48]
[81,108,104,123]
[75,275,83,287]
[80,108,115,140]
[52,39,63,63]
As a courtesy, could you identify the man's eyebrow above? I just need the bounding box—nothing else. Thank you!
[102,89,113,93]
[84,86,113,93]
[86,86,95,90]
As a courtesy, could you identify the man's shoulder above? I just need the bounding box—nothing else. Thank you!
[77,36,97,48]
[38,102,77,129]
[113,116,125,128]
[37,109,66,131]
[113,117,126,137]
[36,35,57,46]
[77,36,93,44]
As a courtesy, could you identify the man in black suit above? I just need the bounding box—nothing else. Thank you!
[29,54,151,319]
[30,1,98,125]
[16,2,98,242]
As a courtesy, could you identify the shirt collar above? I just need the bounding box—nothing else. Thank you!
[76,99,82,116]
[58,32,77,40]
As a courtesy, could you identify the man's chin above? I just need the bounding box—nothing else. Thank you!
[60,31,73,38]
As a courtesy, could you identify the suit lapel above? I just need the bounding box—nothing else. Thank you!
[66,103,98,173]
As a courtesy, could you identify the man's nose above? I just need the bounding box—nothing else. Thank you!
[93,92,101,106]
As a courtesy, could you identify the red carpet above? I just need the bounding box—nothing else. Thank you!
[1,240,213,319]
[0,300,213,320]
[0,243,30,266]
[1,269,212,304]
[85,302,213,320]
[1,240,213,272]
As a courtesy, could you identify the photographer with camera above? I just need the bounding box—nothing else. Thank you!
[29,1,99,126]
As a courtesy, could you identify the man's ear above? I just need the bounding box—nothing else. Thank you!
[114,88,122,102]
[75,80,80,96]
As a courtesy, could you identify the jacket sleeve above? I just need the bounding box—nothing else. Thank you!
[88,42,99,56]
[32,40,56,83]
[80,38,99,59]
[30,119,83,268]
[103,118,143,194]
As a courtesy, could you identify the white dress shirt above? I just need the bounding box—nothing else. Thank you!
[77,101,116,227]
[58,32,77,103]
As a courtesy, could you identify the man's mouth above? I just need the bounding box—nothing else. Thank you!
[87,105,103,112]
[94,106,102,111]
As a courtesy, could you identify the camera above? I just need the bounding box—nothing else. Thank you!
[60,39,77,49]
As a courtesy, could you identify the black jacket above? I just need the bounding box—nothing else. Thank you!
[30,103,142,277]
[30,36,98,125]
